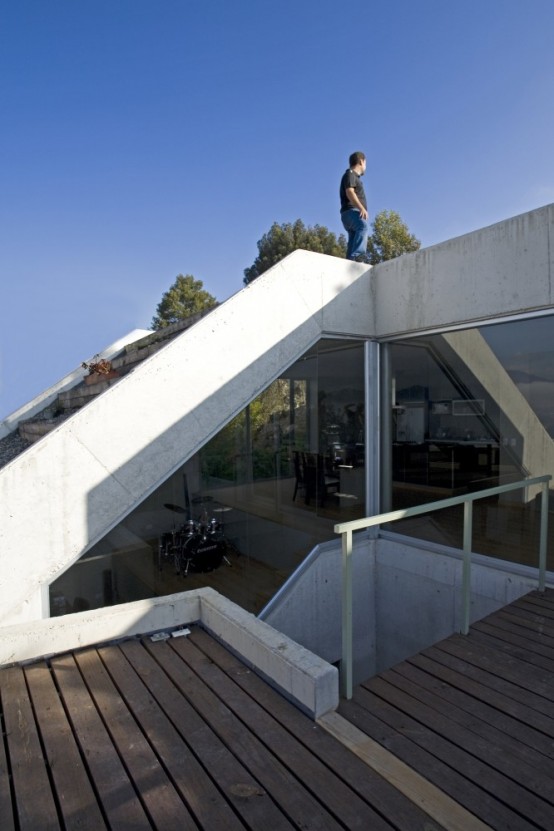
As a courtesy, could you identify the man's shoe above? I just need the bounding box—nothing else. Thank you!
[353,253,371,264]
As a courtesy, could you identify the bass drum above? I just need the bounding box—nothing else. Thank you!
[180,534,227,574]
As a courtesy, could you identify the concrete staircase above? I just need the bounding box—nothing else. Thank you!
[13,311,216,448]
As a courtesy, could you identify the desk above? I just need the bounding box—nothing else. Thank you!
[394,441,499,490]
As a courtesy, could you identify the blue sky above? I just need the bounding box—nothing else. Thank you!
[1,0,554,419]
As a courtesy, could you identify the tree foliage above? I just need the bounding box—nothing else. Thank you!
[243,219,347,284]
[151,274,218,330]
[366,209,420,265]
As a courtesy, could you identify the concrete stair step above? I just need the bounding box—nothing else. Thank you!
[16,311,217,446]
[58,372,124,408]
[18,411,78,444]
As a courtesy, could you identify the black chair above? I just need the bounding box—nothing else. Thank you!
[292,450,305,501]
[302,452,340,506]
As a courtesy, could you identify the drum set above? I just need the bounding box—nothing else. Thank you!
[158,502,231,576]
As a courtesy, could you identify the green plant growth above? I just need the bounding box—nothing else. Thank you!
[367,209,421,264]
[243,220,347,284]
[200,379,308,484]
[152,274,218,329]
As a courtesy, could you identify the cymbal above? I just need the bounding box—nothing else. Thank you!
[213,506,232,512]
[163,503,187,514]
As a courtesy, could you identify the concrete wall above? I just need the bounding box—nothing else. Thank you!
[373,536,543,671]
[372,203,554,337]
[262,537,378,682]
[262,533,547,683]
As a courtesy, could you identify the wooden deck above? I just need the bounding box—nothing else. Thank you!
[1,626,443,830]
[3,591,554,829]
[337,588,554,830]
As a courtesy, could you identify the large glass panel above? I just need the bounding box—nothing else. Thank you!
[386,317,554,570]
[50,339,366,616]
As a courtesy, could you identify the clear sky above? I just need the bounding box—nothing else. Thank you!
[1,0,554,419]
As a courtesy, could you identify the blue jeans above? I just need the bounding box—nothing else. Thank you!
[341,209,369,260]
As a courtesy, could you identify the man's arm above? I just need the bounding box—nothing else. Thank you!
[345,188,368,220]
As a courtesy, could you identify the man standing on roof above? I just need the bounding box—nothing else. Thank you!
[340,151,370,263]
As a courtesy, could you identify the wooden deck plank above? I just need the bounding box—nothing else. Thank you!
[514,589,554,615]
[144,636,345,831]
[51,652,151,830]
[0,665,60,830]
[362,676,554,826]
[338,690,537,831]
[467,626,554,673]
[430,637,554,717]
[189,627,461,831]
[419,643,554,729]
[24,661,107,831]
[171,631,395,831]
[103,640,274,831]
[319,711,491,831]
[376,664,554,777]
[73,647,197,830]
[0,678,17,831]
[512,597,554,621]
[496,608,554,640]
[4,589,554,831]
[471,617,554,662]
[494,605,554,646]
[118,639,296,831]
[337,590,554,831]
[405,652,554,754]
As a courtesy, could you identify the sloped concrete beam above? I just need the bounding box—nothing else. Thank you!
[0,252,371,624]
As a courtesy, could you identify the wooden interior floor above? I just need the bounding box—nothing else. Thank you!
[119,544,288,616]
[337,587,554,831]
[115,475,365,616]
[392,487,554,571]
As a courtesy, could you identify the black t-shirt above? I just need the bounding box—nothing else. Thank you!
[340,168,367,213]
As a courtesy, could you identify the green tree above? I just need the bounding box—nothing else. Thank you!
[367,209,420,265]
[243,219,347,285]
[151,274,218,330]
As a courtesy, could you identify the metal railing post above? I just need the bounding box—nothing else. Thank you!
[341,529,353,700]
[461,500,473,635]
[539,481,549,592]
[335,474,551,698]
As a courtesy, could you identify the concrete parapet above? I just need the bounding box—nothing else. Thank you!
[373,203,554,337]
[199,588,339,717]
[0,587,338,719]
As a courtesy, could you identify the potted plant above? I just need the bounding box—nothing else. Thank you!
[82,355,119,385]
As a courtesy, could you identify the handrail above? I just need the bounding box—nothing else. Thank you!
[334,474,552,699]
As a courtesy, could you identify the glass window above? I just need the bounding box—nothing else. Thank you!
[50,339,366,616]
[385,318,554,570]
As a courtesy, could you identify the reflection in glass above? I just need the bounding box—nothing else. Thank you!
[387,317,554,570]
[50,339,366,616]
